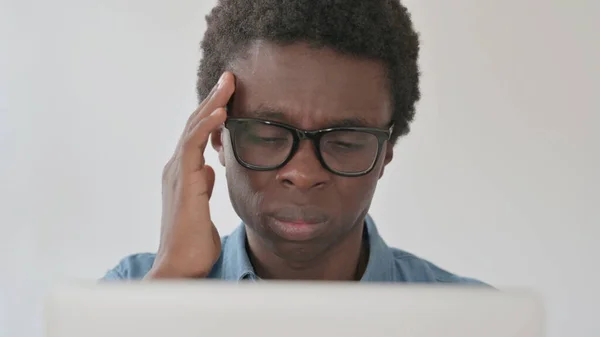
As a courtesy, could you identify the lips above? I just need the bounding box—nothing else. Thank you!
[265,206,330,241]
[267,206,329,225]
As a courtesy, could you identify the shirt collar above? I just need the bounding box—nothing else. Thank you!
[222,214,395,282]
[222,224,255,281]
[359,214,396,282]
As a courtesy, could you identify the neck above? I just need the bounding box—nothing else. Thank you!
[245,220,369,281]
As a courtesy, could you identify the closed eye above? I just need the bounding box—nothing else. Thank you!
[248,134,288,143]
[327,141,365,150]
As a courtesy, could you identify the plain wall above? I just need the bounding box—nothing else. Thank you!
[1,0,598,336]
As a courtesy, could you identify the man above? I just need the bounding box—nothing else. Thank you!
[103,0,486,284]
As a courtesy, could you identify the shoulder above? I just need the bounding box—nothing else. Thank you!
[390,247,490,286]
[101,235,233,280]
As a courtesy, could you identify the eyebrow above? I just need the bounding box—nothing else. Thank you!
[245,106,374,129]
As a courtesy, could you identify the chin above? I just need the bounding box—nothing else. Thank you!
[266,236,332,264]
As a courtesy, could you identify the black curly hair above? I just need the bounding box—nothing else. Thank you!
[197,0,420,143]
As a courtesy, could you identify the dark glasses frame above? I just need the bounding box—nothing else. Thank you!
[223,117,394,177]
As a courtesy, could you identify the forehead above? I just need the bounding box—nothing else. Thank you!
[228,41,392,129]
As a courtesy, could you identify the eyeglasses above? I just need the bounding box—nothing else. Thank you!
[223,118,394,177]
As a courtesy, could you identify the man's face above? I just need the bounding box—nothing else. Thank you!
[212,41,393,261]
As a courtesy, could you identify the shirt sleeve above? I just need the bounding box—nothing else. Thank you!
[99,253,156,281]
[101,265,124,280]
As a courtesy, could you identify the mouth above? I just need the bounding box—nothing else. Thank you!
[266,207,329,241]
[268,217,327,241]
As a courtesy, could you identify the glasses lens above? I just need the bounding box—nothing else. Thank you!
[232,120,293,168]
[320,130,379,174]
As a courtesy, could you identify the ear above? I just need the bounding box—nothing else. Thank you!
[378,143,394,179]
[211,127,226,167]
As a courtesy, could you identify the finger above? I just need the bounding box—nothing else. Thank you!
[180,107,227,175]
[179,165,215,228]
[183,73,225,130]
[168,72,234,163]
[185,72,235,135]
[204,164,216,199]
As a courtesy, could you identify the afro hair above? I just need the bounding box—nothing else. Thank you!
[197,0,420,143]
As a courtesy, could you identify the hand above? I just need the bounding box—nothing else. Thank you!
[146,72,235,279]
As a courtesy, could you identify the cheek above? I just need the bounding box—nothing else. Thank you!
[330,167,380,211]
[224,141,271,219]
[343,175,379,207]
[338,159,383,208]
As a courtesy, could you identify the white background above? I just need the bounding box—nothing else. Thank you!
[1,0,598,336]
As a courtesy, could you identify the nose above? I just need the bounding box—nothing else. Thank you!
[276,140,331,191]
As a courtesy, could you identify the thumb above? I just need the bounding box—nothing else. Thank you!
[204,164,216,199]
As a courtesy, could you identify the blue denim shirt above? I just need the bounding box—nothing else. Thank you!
[103,215,487,284]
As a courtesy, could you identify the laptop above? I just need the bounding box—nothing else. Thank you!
[44,281,544,337]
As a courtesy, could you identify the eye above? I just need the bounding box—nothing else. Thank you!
[254,136,286,143]
[328,141,364,149]
[246,133,288,145]
[321,130,377,153]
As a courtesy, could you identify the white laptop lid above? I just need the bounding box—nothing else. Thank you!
[44,281,544,337]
